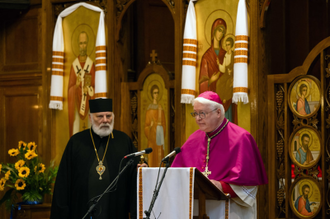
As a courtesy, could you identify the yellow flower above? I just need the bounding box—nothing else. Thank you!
[25,150,38,160]
[0,164,2,172]
[8,148,19,156]
[27,142,37,151]
[18,141,27,149]
[34,163,46,173]
[15,160,25,170]
[15,179,26,190]
[5,171,10,180]
[0,178,6,191]
[18,167,30,178]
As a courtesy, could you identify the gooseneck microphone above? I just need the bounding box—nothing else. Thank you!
[124,147,153,159]
[161,147,181,162]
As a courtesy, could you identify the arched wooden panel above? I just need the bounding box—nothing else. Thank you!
[267,36,330,219]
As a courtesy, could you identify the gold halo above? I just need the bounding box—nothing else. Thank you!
[71,23,96,57]
[296,80,310,98]
[147,80,163,103]
[298,130,313,148]
[204,9,234,46]
[298,180,313,199]
[222,34,235,51]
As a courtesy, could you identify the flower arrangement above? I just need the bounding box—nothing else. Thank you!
[0,141,58,209]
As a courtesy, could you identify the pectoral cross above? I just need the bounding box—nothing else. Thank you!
[202,166,211,178]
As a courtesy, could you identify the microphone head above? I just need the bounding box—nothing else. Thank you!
[174,147,181,154]
[145,148,153,154]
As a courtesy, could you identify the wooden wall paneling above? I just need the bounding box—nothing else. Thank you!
[0,85,8,219]
[284,82,292,218]
[41,0,55,204]
[286,0,309,72]
[2,7,41,73]
[108,0,118,129]
[325,48,330,218]
[128,62,173,151]
[2,86,41,157]
[265,0,287,75]
[267,37,330,218]
[0,84,42,219]
[267,76,276,218]
[145,0,175,73]
[250,0,269,217]
[320,49,326,219]
[114,0,179,145]
[0,3,44,218]
[173,0,185,148]
[120,82,133,138]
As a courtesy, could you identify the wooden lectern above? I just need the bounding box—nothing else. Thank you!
[138,167,229,219]
[194,169,230,219]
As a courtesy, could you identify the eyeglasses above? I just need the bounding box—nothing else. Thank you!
[191,109,218,119]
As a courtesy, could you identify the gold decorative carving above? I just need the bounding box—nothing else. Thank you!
[326,114,330,129]
[292,114,319,130]
[327,166,330,181]
[293,165,319,180]
[54,4,66,16]
[277,163,285,178]
[326,83,330,108]
[275,89,284,110]
[54,1,107,16]
[130,91,138,148]
[308,166,320,179]
[116,0,130,16]
[277,189,285,207]
[325,55,330,78]
[276,139,284,159]
[276,112,284,130]
[166,0,175,8]
[326,136,330,161]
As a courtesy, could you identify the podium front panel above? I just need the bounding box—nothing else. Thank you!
[137,167,195,219]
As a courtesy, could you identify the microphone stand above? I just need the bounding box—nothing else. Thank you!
[144,158,171,219]
[82,158,134,219]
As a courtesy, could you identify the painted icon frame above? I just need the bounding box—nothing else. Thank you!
[288,75,321,118]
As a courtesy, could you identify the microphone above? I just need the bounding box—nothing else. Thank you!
[124,148,153,159]
[161,147,181,162]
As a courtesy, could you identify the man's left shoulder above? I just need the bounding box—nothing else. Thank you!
[227,121,252,138]
[112,129,131,139]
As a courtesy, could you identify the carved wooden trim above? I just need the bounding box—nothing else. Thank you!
[274,83,286,217]
[260,0,271,28]
[130,91,138,148]
[53,0,107,17]
[268,36,330,218]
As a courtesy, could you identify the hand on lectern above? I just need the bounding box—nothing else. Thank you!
[210,179,223,192]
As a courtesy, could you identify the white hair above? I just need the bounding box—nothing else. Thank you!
[90,113,115,137]
[192,97,225,119]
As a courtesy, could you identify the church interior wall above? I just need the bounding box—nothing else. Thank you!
[0,0,330,218]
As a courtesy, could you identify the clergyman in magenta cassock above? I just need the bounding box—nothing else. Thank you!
[172,91,268,219]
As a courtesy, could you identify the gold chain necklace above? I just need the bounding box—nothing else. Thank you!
[202,120,229,178]
[90,128,110,180]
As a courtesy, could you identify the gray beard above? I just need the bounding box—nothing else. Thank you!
[91,118,114,138]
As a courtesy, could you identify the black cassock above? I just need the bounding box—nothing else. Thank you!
[51,129,138,219]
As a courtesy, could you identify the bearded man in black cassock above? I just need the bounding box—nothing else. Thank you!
[51,98,139,219]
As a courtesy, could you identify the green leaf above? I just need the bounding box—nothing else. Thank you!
[0,188,14,206]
